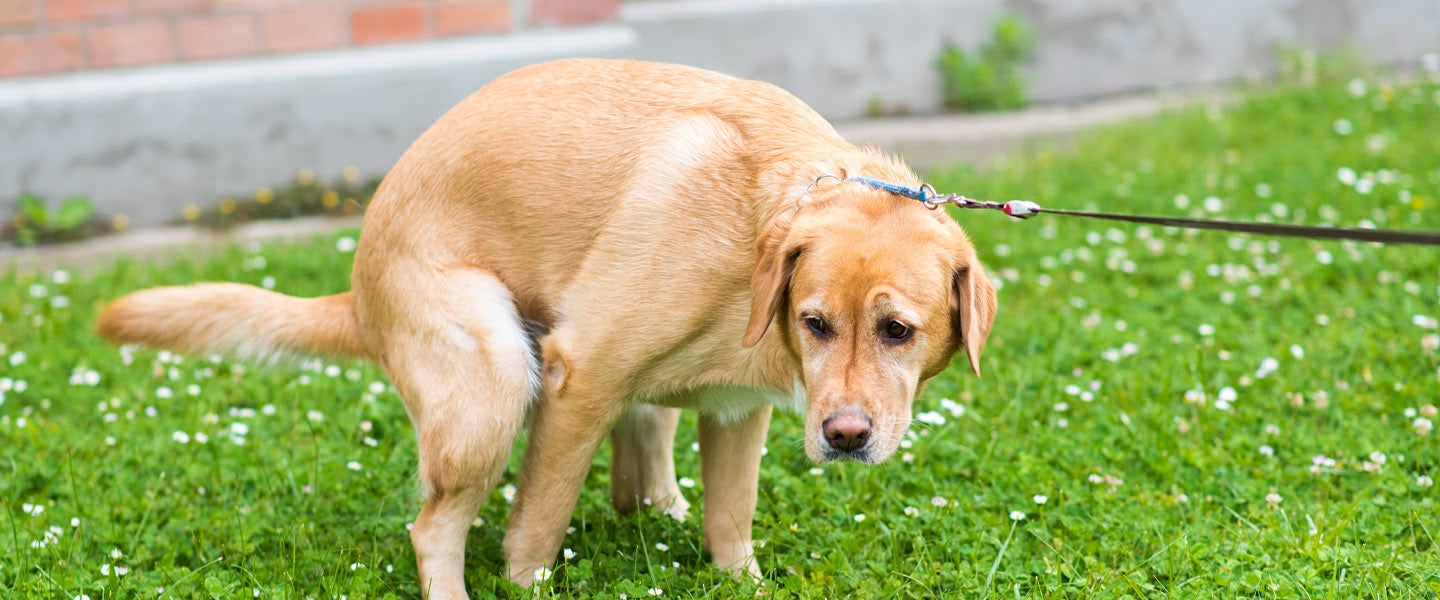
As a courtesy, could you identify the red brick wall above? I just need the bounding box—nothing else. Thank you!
[0,0,617,78]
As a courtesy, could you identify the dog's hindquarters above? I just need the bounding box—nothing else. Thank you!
[96,283,366,362]
[357,265,541,598]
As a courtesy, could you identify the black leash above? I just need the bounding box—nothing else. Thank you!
[840,176,1440,246]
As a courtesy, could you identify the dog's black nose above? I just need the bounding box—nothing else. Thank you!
[822,414,872,452]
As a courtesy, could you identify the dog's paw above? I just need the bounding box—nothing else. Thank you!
[662,495,691,522]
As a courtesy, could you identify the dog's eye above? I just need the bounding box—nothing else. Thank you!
[803,315,830,337]
[882,320,912,343]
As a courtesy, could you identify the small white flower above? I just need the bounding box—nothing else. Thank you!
[1333,119,1354,136]
[853,513,866,522]
[1415,418,1434,436]
[336,237,357,253]
[678,477,695,488]
[809,467,824,476]
[110,547,123,559]
[1175,493,1189,504]
[930,496,948,507]
[1418,475,1434,488]
[563,548,576,560]
[172,430,191,444]
[1259,445,1274,457]
[349,562,364,571]
[1290,345,1305,359]
[532,567,552,582]
[655,542,669,552]
[346,461,362,471]
[903,506,919,517]
[472,516,484,527]
[648,588,664,597]
[1265,492,1283,506]
[1032,495,1048,505]
[230,422,250,436]
[502,484,517,502]
[155,386,173,399]
[306,410,324,422]
[1197,324,1215,336]
[915,411,946,426]
[1347,78,1367,97]
[1009,511,1026,521]
[1183,389,1206,405]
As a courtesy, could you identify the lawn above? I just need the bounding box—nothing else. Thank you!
[3,67,1439,599]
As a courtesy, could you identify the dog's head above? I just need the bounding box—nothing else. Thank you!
[743,183,996,464]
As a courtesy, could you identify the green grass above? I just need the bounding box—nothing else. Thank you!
[4,71,1440,599]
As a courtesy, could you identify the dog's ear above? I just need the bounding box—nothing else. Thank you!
[952,259,997,375]
[743,217,802,348]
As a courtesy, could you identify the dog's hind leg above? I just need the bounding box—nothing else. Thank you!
[369,268,538,600]
[609,404,690,520]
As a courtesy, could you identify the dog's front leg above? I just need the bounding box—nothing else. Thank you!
[699,404,772,579]
[503,363,622,586]
[610,404,690,520]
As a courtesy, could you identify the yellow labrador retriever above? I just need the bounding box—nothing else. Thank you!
[98,59,997,598]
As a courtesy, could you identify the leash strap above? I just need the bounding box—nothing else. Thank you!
[841,176,1440,247]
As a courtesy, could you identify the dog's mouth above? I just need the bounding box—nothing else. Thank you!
[819,447,877,464]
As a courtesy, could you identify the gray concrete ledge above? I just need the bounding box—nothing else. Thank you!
[0,25,637,229]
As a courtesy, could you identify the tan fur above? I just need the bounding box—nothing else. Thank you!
[95,59,997,598]
[97,284,363,361]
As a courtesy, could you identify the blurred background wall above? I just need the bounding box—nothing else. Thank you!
[2,0,1438,229]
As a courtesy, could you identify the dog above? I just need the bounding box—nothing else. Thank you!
[97,58,997,598]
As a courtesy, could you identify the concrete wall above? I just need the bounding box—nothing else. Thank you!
[624,0,1440,116]
[4,0,1439,230]
[0,26,636,227]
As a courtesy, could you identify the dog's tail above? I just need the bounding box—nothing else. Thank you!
[97,284,367,362]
